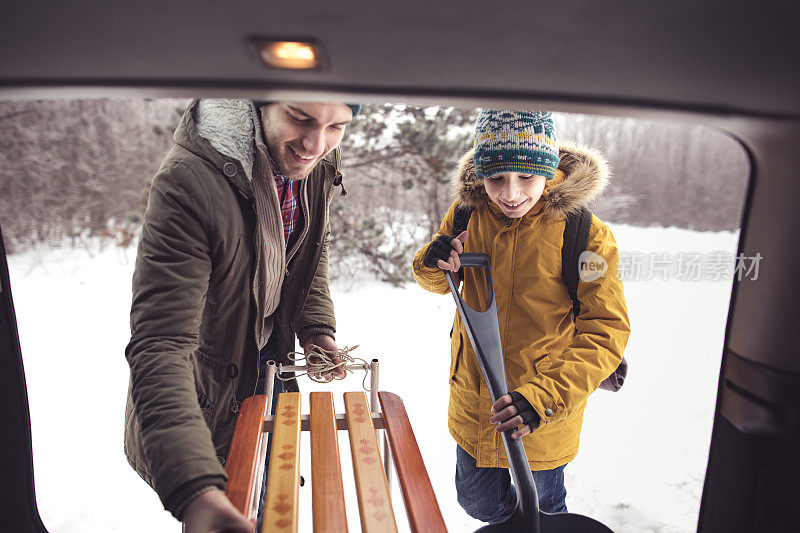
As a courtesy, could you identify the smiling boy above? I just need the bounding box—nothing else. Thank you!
[413,109,630,523]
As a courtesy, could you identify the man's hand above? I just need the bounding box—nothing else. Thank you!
[489,392,540,441]
[182,488,254,533]
[423,231,469,272]
[302,333,345,381]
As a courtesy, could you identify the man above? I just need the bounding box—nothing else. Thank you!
[124,99,359,532]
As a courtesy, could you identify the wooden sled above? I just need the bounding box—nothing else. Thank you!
[224,366,447,532]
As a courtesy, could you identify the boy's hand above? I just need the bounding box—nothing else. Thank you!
[423,231,469,271]
[489,392,541,440]
[182,488,255,533]
[302,333,346,380]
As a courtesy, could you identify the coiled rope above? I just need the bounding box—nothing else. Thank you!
[277,344,372,390]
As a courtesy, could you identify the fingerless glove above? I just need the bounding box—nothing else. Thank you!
[509,390,541,431]
[423,234,458,268]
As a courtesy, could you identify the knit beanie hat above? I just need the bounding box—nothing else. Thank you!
[252,101,361,117]
[472,110,560,180]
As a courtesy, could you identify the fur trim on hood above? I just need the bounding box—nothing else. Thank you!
[196,99,261,181]
[453,141,610,220]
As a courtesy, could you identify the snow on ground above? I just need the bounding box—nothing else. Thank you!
[7,224,739,532]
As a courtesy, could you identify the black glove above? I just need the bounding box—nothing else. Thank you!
[509,391,541,431]
[423,234,458,268]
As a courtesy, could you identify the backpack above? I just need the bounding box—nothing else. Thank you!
[451,203,627,391]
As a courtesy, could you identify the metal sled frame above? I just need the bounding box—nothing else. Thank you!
[223,359,448,532]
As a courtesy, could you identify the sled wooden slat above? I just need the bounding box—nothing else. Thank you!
[344,391,398,533]
[262,392,301,533]
[224,394,268,516]
[378,392,447,533]
[310,392,349,532]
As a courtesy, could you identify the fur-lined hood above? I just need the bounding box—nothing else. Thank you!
[453,142,610,220]
[194,99,261,181]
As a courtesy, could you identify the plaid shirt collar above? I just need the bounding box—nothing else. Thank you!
[266,153,300,245]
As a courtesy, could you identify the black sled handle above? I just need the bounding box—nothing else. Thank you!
[445,253,542,531]
[444,254,507,400]
[445,253,613,533]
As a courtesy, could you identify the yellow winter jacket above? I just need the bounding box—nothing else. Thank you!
[412,143,630,470]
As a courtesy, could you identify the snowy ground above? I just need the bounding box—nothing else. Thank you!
[7,224,739,532]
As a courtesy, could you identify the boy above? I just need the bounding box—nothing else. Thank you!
[412,109,630,523]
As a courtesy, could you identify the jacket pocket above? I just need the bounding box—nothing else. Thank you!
[534,352,553,374]
[450,334,464,384]
[206,236,244,311]
[196,345,231,367]
[195,389,217,426]
[200,407,215,426]
[194,347,228,425]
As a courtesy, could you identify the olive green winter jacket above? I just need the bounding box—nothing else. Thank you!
[124,99,342,518]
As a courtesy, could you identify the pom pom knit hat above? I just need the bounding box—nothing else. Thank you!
[473,110,560,180]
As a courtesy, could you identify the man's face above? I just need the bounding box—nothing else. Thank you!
[260,102,353,180]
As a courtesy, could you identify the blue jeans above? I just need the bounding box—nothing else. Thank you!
[455,444,567,523]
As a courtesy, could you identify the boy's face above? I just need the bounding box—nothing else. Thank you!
[483,172,547,218]
[260,102,353,180]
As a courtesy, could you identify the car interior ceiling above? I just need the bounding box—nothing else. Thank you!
[1,2,799,532]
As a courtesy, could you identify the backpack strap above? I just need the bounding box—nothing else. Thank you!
[451,204,473,286]
[562,206,592,320]
[453,204,473,235]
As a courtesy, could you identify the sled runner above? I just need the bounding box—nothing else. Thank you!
[445,252,613,533]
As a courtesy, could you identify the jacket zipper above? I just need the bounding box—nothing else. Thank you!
[288,176,332,330]
[230,184,262,396]
[285,178,310,268]
[504,222,517,355]
[248,198,263,391]
[240,177,269,396]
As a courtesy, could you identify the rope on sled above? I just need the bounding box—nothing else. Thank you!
[277,344,371,390]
